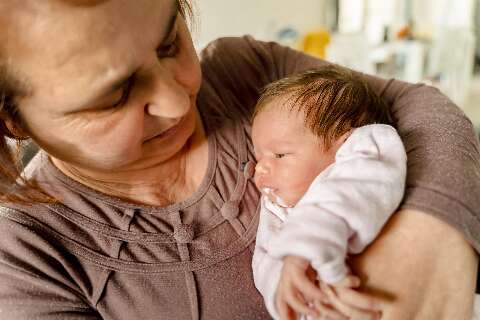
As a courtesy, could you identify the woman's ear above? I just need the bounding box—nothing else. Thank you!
[4,119,29,140]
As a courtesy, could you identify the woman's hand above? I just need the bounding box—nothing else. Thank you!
[350,209,478,319]
[315,278,383,320]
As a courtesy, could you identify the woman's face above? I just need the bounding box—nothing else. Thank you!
[3,0,201,171]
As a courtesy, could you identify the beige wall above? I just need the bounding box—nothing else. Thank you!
[194,0,330,49]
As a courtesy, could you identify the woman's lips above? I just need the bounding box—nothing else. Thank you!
[144,117,184,143]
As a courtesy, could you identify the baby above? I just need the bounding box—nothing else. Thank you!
[251,66,407,319]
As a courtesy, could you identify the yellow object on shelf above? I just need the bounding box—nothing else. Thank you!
[300,29,330,59]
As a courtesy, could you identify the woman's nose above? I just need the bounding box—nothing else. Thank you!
[142,62,190,118]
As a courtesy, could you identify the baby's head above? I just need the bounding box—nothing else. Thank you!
[251,65,391,206]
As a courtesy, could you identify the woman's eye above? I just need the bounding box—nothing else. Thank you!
[274,153,286,159]
[104,77,135,111]
[157,35,180,58]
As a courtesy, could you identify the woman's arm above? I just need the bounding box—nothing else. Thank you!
[351,208,478,319]
[348,65,480,319]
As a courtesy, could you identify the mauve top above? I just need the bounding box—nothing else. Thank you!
[1,36,479,320]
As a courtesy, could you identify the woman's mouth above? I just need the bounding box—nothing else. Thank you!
[144,117,184,143]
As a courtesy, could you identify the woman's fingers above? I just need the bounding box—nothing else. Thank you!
[335,274,361,288]
[313,300,349,320]
[334,286,383,311]
[321,283,381,320]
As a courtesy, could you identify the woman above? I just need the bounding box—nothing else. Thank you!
[0,1,478,319]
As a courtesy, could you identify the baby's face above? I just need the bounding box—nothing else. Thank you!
[252,101,338,207]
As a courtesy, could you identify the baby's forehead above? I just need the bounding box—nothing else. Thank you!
[261,96,305,118]
[256,103,317,136]
[263,103,311,134]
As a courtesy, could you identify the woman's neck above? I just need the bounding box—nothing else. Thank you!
[51,116,209,207]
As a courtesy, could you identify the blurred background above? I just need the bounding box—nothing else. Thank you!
[194,0,480,131]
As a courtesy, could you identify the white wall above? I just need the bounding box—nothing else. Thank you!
[194,0,476,48]
[194,0,330,49]
[413,0,475,35]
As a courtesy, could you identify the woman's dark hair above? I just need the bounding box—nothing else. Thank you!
[253,65,392,149]
[0,66,52,204]
[0,0,195,204]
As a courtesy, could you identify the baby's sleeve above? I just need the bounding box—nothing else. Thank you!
[268,124,407,284]
[252,200,284,320]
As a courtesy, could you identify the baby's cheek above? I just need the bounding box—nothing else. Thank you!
[283,180,311,204]
[283,192,303,207]
[253,174,263,190]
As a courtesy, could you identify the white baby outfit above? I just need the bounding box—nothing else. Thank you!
[252,124,407,319]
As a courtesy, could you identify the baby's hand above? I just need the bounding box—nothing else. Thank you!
[275,256,324,319]
[315,275,384,320]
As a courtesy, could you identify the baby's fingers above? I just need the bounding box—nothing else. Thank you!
[292,272,326,302]
[284,288,318,318]
[276,297,296,320]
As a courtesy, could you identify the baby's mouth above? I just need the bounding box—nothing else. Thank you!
[261,187,275,195]
[261,187,290,208]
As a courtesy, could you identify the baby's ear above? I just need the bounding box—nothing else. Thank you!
[339,129,353,143]
[332,129,353,148]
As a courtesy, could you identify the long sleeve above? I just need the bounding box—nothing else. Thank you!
[252,198,286,320]
[268,124,407,284]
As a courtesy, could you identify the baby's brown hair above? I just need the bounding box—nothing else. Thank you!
[253,65,392,149]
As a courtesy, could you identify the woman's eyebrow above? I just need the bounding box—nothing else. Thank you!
[100,2,180,98]
[160,0,180,44]
[97,2,180,97]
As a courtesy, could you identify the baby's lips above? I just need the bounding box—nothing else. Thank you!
[259,187,277,202]
[260,187,290,207]
[267,189,291,207]
[261,187,274,195]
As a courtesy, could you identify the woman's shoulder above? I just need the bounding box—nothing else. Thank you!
[0,205,108,316]
[0,204,80,277]
[199,35,265,63]
[197,36,329,123]
[0,205,58,248]
[197,36,273,122]
[198,35,322,80]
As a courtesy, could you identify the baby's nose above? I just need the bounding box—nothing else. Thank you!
[255,162,268,175]
[254,162,269,187]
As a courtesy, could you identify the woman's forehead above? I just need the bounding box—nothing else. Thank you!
[1,0,177,106]
[3,0,175,56]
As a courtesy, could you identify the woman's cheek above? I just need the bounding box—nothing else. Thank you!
[102,131,141,155]
[85,115,144,162]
